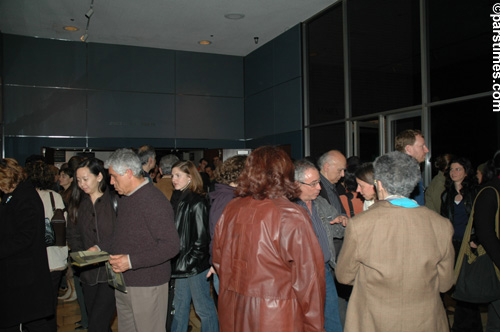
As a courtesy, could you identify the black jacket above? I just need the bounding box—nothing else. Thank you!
[0,181,54,327]
[67,188,116,285]
[171,189,210,278]
[440,187,475,225]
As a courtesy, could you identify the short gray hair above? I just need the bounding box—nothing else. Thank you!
[137,145,155,165]
[374,151,420,197]
[105,148,143,177]
[159,154,179,175]
[317,151,332,169]
[294,159,316,182]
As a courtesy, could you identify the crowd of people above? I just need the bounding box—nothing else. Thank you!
[0,130,499,332]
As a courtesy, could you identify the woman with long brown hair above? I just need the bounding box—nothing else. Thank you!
[170,160,219,332]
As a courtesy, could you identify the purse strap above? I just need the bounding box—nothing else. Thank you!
[454,186,500,283]
[49,191,56,213]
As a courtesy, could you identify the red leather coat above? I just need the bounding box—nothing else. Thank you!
[213,196,326,332]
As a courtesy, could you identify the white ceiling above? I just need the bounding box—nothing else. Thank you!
[0,0,338,56]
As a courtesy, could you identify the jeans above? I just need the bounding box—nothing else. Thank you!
[325,264,343,332]
[172,269,219,332]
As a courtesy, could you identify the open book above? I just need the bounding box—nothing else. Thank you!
[70,250,127,293]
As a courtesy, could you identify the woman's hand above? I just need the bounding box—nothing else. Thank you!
[206,266,217,278]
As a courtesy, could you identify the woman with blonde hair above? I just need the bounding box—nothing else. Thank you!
[170,160,219,332]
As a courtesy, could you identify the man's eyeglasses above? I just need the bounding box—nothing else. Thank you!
[299,180,321,187]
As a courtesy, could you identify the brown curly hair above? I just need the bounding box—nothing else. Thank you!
[215,155,247,185]
[0,158,27,193]
[25,160,55,190]
[235,146,300,200]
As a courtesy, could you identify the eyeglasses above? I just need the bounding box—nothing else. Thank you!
[299,180,321,187]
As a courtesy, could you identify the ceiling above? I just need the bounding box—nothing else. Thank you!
[0,0,337,56]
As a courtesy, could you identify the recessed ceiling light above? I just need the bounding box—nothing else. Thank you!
[224,13,245,20]
[64,26,79,32]
[198,40,212,45]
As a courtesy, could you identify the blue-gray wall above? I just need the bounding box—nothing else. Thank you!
[2,24,303,162]
[244,25,303,159]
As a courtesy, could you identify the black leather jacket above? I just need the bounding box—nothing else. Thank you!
[171,189,211,278]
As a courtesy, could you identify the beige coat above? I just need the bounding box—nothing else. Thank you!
[336,201,454,332]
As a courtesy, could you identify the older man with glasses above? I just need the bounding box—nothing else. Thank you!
[294,159,347,332]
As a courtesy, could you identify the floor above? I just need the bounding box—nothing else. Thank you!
[56,291,487,331]
[57,296,202,332]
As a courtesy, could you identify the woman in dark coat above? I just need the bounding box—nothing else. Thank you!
[0,158,55,332]
[67,158,116,332]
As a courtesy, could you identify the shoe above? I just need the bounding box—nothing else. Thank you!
[75,321,81,326]
[75,325,87,330]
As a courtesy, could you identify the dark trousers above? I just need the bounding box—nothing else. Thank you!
[452,300,483,332]
[82,283,116,332]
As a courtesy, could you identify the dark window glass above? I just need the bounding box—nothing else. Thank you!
[430,98,500,167]
[428,1,491,101]
[309,123,346,162]
[348,0,421,116]
[307,5,345,124]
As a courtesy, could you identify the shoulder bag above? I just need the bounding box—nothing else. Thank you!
[453,186,500,303]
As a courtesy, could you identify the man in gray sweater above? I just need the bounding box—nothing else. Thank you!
[101,148,180,332]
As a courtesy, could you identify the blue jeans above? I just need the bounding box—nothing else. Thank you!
[325,264,343,332]
[172,269,219,332]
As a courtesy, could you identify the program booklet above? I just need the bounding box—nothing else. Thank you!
[106,262,127,293]
[70,250,110,267]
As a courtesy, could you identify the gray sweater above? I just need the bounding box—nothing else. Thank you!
[101,182,180,287]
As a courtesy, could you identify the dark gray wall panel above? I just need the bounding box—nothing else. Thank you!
[176,51,243,97]
[89,137,176,149]
[87,91,175,138]
[4,35,87,88]
[175,139,245,149]
[88,43,175,93]
[273,25,302,84]
[244,89,274,138]
[176,95,244,140]
[4,86,87,136]
[244,42,273,97]
[274,78,302,133]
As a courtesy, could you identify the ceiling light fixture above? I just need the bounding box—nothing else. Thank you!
[224,13,245,20]
[198,40,212,45]
[80,34,88,42]
[64,26,79,32]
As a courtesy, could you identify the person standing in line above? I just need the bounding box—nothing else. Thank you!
[336,151,454,332]
[170,160,219,332]
[214,146,326,332]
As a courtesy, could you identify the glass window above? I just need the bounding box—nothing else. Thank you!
[309,123,346,162]
[348,0,421,116]
[307,4,345,125]
[430,98,500,167]
[428,0,491,101]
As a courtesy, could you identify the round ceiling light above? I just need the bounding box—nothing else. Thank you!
[64,26,79,31]
[198,40,212,45]
[224,13,245,20]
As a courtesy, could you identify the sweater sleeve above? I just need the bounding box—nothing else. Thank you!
[474,187,500,269]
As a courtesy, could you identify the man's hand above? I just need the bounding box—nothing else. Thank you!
[206,266,217,278]
[87,246,99,252]
[109,254,131,273]
[330,215,348,227]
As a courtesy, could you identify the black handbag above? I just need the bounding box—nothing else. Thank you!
[49,192,67,246]
[453,186,500,303]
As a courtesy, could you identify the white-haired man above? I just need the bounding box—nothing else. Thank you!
[98,148,180,332]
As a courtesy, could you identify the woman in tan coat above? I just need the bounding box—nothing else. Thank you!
[336,151,455,332]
